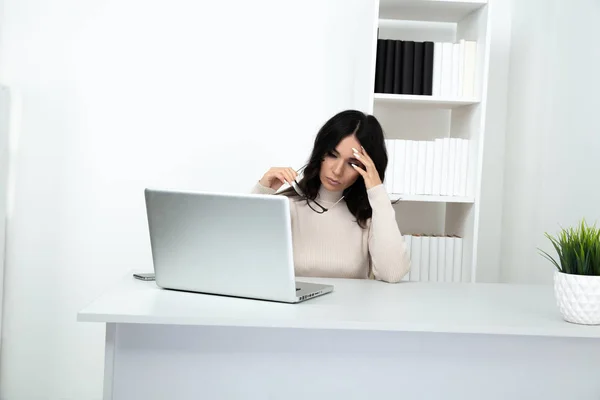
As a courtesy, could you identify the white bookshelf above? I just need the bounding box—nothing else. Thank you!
[360,0,491,283]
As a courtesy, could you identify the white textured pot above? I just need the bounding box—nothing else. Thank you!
[554,270,600,325]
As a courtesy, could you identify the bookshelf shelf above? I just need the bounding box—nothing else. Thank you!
[373,93,479,108]
[379,0,487,23]
[389,194,475,203]
[378,18,454,29]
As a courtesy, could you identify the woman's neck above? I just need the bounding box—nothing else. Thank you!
[317,185,344,203]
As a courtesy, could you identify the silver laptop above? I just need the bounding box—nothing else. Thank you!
[144,188,333,303]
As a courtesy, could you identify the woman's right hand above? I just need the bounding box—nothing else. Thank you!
[259,167,298,191]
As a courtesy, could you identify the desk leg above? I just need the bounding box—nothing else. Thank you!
[103,323,116,400]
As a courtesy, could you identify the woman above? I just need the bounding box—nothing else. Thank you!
[252,110,410,283]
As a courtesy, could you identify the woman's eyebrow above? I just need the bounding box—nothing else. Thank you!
[333,148,361,161]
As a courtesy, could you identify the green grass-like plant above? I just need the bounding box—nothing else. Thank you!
[539,219,600,276]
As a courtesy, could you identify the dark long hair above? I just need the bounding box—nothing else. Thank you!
[281,110,388,228]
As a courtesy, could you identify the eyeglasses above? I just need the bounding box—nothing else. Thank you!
[290,179,344,214]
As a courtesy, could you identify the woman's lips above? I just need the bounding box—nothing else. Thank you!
[327,177,341,186]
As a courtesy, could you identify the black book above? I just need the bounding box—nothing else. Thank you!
[393,40,403,94]
[374,39,386,93]
[413,42,424,95]
[401,41,415,95]
[423,41,435,95]
[383,39,396,94]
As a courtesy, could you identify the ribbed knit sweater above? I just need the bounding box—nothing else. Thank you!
[251,182,410,283]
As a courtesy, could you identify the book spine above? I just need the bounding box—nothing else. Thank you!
[393,139,406,194]
[375,39,386,93]
[452,138,463,196]
[416,141,427,194]
[423,41,435,95]
[437,236,446,282]
[410,141,418,195]
[384,139,395,194]
[453,236,463,282]
[413,41,424,95]
[446,139,457,196]
[459,139,469,196]
[458,39,466,97]
[393,40,403,94]
[445,235,454,283]
[432,138,443,196]
[404,140,413,195]
[463,41,477,97]
[401,41,415,95]
[451,42,460,97]
[410,235,421,281]
[432,42,442,96]
[383,39,396,94]
[440,138,450,196]
[424,141,434,195]
[403,234,412,281]
[440,42,453,97]
[420,236,430,282]
[429,236,438,282]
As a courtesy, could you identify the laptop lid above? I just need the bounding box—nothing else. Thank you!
[144,188,298,302]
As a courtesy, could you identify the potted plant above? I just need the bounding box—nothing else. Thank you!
[539,219,600,325]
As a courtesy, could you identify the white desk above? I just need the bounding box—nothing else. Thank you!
[79,274,600,400]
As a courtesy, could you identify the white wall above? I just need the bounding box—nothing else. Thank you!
[0,87,9,365]
[0,0,375,398]
[500,0,600,283]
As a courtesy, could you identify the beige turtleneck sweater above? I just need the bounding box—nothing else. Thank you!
[251,182,410,283]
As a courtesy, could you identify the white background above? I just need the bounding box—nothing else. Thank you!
[0,0,373,398]
[500,0,600,283]
[1,0,599,398]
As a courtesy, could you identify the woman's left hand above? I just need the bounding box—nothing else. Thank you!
[351,146,383,190]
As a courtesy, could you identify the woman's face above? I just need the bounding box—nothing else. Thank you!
[319,135,364,192]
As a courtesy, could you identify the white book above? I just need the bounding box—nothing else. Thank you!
[437,236,446,282]
[462,40,477,97]
[410,235,421,282]
[432,138,443,196]
[416,141,427,194]
[429,236,438,282]
[457,39,466,97]
[440,138,450,196]
[453,139,463,196]
[453,236,463,282]
[451,43,460,97]
[392,140,406,195]
[441,42,453,97]
[420,236,430,282]
[459,139,469,196]
[424,141,434,195]
[444,236,454,283]
[446,139,457,196]
[403,234,412,281]
[403,141,413,195]
[410,141,418,195]
[384,139,395,194]
[432,42,443,96]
